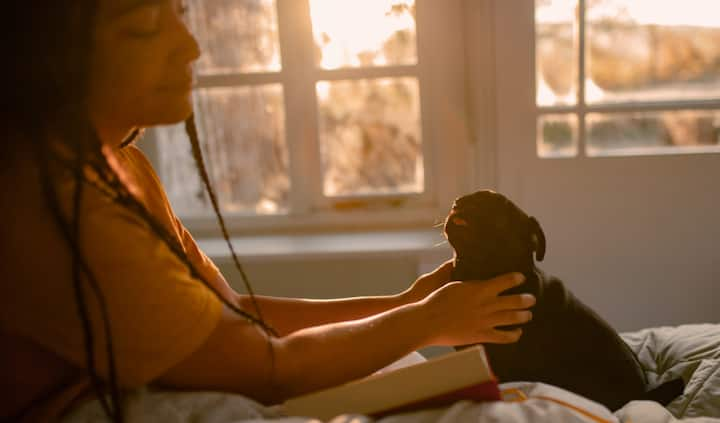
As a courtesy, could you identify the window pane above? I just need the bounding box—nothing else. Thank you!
[187,0,281,74]
[317,77,423,196]
[309,0,417,69]
[157,85,289,215]
[537,114,579,157]
[586,0,720,104]
[586,110,720,155]
[156,123,204,214]
[536,0,578,106]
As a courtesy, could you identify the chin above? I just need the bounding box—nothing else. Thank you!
[144,99,195,127]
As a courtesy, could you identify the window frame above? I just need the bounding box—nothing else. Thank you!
[535,0,720,158]
[148,0,480,237]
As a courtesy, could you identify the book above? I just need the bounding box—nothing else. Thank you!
[282,346,500,420]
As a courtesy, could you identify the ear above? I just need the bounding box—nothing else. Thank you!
[528,216,546,262]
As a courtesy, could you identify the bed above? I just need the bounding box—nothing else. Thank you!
[62,323,720,423]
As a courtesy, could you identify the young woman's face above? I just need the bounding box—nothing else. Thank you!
[88,0,200,138]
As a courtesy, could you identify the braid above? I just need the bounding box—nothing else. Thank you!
[7,0,278,419]
[183,114,278,387]
[39,121,278,423]
[70,133,125,422]
[83,148,276,334]
[184,115,269,327]
[119,128,143,149]
[33,129,124,422]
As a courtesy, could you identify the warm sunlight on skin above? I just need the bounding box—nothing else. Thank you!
[309,0,415,69]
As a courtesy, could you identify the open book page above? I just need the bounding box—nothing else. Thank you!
[374,351,428,375]
[282,346,498,420]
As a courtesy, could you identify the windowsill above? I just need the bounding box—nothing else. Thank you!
[197,228,453,263]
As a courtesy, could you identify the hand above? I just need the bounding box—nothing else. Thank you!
[419,273,536,346]
[403,259,455,303]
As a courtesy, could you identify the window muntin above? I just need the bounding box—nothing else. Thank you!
[156,0,427,218]
[535,0,720,158]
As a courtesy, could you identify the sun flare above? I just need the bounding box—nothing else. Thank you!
[308,0,416,69]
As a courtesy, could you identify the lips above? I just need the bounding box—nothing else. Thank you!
[158,67,195,91]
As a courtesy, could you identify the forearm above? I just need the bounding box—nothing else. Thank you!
[158,274,532,405]
[238,292,415,336]
[218,259,452,336]
[272,300,430,400]
[157,301,432,405]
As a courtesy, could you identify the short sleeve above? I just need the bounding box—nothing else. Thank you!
[176,217,222,285]
[3,178,223,388]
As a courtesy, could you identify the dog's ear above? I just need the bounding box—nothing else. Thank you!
[528,216,546,262]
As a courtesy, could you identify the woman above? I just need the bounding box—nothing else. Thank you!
[0,1,535,421]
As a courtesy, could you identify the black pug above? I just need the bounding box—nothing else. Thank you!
[443,189,682,410]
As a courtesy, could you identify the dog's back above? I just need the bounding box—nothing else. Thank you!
[444,190,650,410]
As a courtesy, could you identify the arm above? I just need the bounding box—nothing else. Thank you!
[180,217,455,335]
[237,260,454,336]
[155,272,535,405]
[176,213,454,334]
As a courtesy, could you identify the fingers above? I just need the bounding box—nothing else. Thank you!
[485,293,536,314]
[484,328,524,344]
[486,310,533,328]
[481,272,526,296]
[430,259,454,282]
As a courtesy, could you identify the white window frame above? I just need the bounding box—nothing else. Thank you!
[147,0,482,237]
[535,0,720,158]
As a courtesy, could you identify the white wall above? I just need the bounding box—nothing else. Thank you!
[217,255,422,300]
[490,1,720,331]
[513,157,720,331]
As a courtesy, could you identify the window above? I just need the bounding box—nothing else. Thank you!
[535,0,720,158]
[152,0,471,233]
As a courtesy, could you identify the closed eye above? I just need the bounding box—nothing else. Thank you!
[118,4,163,38]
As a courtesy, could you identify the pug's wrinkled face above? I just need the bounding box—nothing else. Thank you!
[444,190,545,271]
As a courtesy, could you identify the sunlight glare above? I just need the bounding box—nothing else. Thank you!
[537,77,575,106]
[584,78,606,103]
[536,0,577,24]
[539,0,719,28]
[590,0,719,28]
[309,0,416,69]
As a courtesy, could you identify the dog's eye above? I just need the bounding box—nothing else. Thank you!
[452,216,469,227]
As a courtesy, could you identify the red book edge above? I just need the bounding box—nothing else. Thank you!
[370,379,501,418]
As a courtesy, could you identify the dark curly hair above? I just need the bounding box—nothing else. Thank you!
[2,2,274,421]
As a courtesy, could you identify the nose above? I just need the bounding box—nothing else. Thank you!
[170,12,201,65]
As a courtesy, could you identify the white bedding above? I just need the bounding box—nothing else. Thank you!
[62,324,720,423]
[621,324,720,419]
[62,382,621,423]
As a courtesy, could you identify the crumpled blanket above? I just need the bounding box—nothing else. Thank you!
[620,324,720,419]
[63,382,621,423]
[62,324,720,423]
